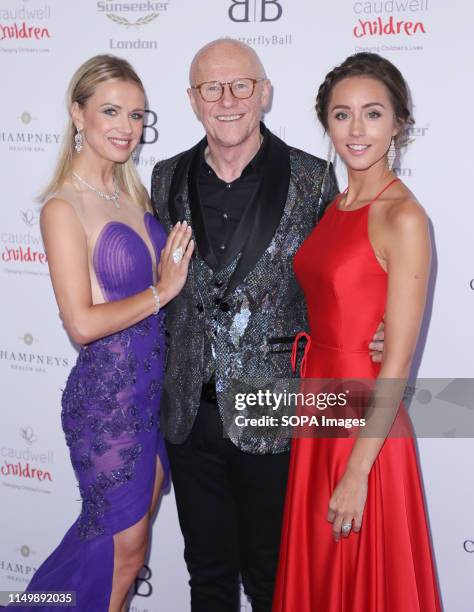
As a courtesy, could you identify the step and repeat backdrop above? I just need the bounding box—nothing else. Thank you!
[1,1,473,610]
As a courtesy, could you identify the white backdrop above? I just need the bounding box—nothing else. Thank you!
[1,1,473,610]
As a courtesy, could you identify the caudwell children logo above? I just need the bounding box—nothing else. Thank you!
[0,3,52,46]
[352,0,428,38]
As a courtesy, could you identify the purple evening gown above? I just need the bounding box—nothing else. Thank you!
[18,211,170,611]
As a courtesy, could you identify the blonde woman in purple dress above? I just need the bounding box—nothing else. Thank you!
[21,55,194,611]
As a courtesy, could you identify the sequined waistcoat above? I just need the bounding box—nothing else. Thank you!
[151,129,338,454]
[191,250,239,385]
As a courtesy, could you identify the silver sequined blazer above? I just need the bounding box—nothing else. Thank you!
[151,125,338,454]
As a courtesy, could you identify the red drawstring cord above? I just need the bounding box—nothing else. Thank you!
[291,332,312,378]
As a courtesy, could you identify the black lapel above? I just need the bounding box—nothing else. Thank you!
[224,130,291,297]
[188,146,219,270]
[168,139,218,269]
[168,144,198,225]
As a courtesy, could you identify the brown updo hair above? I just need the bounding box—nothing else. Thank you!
[315,52,414,147]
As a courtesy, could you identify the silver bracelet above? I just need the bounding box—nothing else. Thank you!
[149,285,160,315]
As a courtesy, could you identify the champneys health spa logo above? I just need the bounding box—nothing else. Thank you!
[0,111,61,154]
[20,332,35,346]
[0,544,39,586]
[0,558,38,586]
[97,1,170,51]
[0,3,53,53]
[19,545,33,559]
[0,332,70,376]
[18,110,41,128]
[352,0,428,43]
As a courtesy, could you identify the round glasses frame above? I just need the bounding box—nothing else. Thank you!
[191,78,265,102]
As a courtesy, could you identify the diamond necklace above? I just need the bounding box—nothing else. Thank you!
[72,172,120,208]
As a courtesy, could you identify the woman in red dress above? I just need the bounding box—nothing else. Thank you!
[273,53,442,611]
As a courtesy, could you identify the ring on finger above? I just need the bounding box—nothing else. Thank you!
[341,522,352,533]
[172,246,184,264]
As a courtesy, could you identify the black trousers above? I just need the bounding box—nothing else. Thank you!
[166,385,290,612]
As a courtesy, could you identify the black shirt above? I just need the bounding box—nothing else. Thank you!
[198,129,268,266]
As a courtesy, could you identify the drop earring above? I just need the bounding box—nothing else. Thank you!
[131,149,138,163]
[327,139,334,167]
[387,137,396,170]
[74,128,83,153]
[323,139,334,181]
[319,139,335,205]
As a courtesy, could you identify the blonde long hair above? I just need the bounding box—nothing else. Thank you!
[41,54,150,210]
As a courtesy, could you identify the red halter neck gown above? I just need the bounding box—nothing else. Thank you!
[273,180,442,611]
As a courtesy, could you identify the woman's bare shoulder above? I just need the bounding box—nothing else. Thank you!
[378,183,428,233]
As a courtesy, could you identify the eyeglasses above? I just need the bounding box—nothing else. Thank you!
[191,78,265,102]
